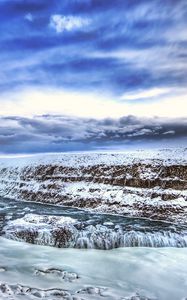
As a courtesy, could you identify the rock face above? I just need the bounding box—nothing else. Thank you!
[3,213,187,249]
[0,215,5,235]
[0,149,186,223]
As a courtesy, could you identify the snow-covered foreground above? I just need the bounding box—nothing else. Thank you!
[0,237,187,300]
[0,148,186,223]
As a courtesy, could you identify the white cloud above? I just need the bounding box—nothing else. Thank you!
[0,88,187,119]
[24,13,33,22]
[163,130,175,135]
[120,88,170,101]
[49,15,90,33]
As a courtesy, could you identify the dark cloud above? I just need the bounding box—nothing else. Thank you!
[0,115,186,153]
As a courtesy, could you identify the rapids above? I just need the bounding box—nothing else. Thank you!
[1,197,187,249]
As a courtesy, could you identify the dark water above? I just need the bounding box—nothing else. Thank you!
[0,196,186,231]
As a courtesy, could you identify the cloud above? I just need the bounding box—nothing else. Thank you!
[162,130,175,135]
[0,0,186,152]
[0,88,186,119]
[24,13,33,22]
[49,15,90,33]
[0,0,187,99]
[0,115,186,153]
[120,88,170,101]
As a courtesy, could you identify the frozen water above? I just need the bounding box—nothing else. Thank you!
[0,237,187,299]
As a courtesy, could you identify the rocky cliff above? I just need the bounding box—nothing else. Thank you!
[0,149,186,223]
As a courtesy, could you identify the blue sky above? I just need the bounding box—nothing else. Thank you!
[0,0,186,153]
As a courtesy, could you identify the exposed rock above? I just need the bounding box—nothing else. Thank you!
[0,150,186,223]
[76,286,106,296]
[3,213,187,249]
[3,214,78,248]
[35,268,79,282]
[0,281,157,300]
[0,282,78,299]
[0,214,5,234]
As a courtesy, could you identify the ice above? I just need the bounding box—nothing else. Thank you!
[0,237,187,299]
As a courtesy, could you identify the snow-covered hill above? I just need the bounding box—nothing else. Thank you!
[0,148,186,223]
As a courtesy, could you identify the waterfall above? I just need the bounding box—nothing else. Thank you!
[3,214,187,249]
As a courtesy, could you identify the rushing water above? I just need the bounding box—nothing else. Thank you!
[1,197,187,249]
[0,197,187,299]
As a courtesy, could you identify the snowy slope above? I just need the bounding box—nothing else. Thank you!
[0,148,186,168]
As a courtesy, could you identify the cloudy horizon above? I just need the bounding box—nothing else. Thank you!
[0,0,187,153]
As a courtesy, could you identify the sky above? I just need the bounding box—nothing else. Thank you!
[0,0,187,153]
